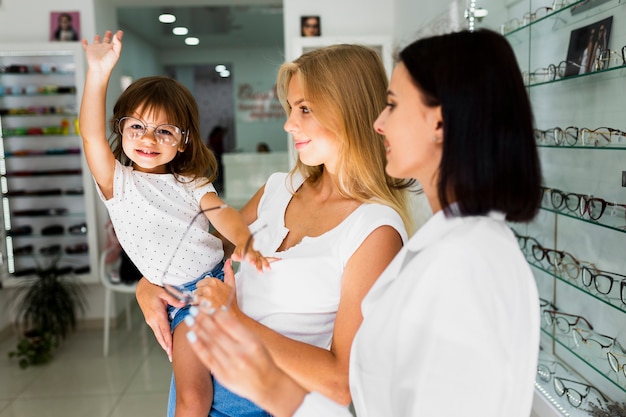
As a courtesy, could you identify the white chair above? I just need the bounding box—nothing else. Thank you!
[99,247,138,356]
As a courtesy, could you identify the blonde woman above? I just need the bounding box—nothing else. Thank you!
[136,44,415,417]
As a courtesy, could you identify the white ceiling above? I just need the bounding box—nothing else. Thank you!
[117,4,284,49]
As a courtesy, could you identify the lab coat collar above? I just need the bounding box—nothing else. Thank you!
[405,205,506,256]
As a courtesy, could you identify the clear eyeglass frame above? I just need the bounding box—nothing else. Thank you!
[534,127,580,146]
[580,127,626,147]
[117,116,186,147]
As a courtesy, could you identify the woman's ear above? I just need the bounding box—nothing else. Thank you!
[431,105,444,142]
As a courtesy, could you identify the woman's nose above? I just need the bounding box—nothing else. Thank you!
[283,113,298,133]
[373,112,385,134]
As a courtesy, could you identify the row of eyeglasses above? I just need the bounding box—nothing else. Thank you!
[536,358,609,408]
[540,187,626,222]
[534,126,626,147]
[522,46,626,85]
[538,301,626,402]
[514,230,626,305]
[500,0,588,34]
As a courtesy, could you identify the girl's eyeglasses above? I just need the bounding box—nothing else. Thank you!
[161,204,265,311]
[117,116,188,147]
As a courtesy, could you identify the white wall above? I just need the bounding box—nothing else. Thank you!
[160,46,286,152]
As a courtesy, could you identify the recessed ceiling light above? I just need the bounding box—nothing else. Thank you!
[172,27,189,36]
[185,37,200,46]
[158,13,176,24]
[474,8,488,17]
[219,70,231,78]
[215,64,226,73]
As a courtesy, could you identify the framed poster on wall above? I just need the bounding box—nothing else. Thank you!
[50,11,81,42]
[563,16,612,77]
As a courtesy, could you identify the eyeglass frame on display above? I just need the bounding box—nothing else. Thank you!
[534,126,580,146]
[553,376,608,408]
[542,309,594,334]
[580,126,626,147]
[580,267,626,303]
[536,360,572,383]
[592,46,626,72]
[543,187,626,222]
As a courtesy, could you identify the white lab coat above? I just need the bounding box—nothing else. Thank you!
[294,209,539,417]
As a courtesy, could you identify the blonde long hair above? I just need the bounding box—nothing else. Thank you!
[276,44,415,234]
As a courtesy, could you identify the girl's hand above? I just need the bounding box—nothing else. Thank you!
[195,259,240,313]
[231,246,272,273]
[82,30,123,74]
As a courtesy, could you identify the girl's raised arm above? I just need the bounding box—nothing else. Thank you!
[79,30,123,200]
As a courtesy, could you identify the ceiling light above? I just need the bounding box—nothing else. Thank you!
[172,27,189,36]
[474,8,488,18]
[185,37,200,46]
[215,64,226,73]
[158,13,176,24]
[219,70,231,78]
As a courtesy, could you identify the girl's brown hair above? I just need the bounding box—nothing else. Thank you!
[109,76,217,184]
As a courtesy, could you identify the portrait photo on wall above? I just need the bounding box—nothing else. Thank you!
[50,11,81,42]
[563,16,612,77]
[301,16,321,37]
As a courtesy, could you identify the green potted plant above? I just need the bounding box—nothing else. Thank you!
[8,255,87,369]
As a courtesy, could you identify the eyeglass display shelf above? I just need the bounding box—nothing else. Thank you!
[539,206,626,234]
[534,350,608,417]
[530,261,626,314]
[504,0,623,37]
[537,143,626,150]
[3,148,81,157]
[0,111,77,117]
[540,328,626,395]
[525,64,626,88]
[537,142,626,150]
[503,0,590,37]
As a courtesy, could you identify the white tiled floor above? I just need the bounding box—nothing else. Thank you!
[0,306,172,417]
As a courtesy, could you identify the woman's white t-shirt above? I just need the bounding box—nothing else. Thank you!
[236,172,407,348]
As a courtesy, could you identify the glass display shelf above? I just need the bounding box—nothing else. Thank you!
[539,206,626,234]
[541,328,626,394]
[0,112,77,117]
[503,0,590,36]
[534,348,606,417]
[529,261,626,314]
[526,64,626,88]
[3,149,81,158]
[536,142,626,150]
[504,0,625,37]
[0,72,75,77]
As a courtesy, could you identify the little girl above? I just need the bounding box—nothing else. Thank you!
[80,30,268,417]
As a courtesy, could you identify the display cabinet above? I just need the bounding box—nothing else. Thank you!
[486,0,626,415]
[0,42,99,286]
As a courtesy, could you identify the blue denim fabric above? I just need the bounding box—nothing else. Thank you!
[167,375,272,417]
[166,261,225,332]
[166,260,225,417]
